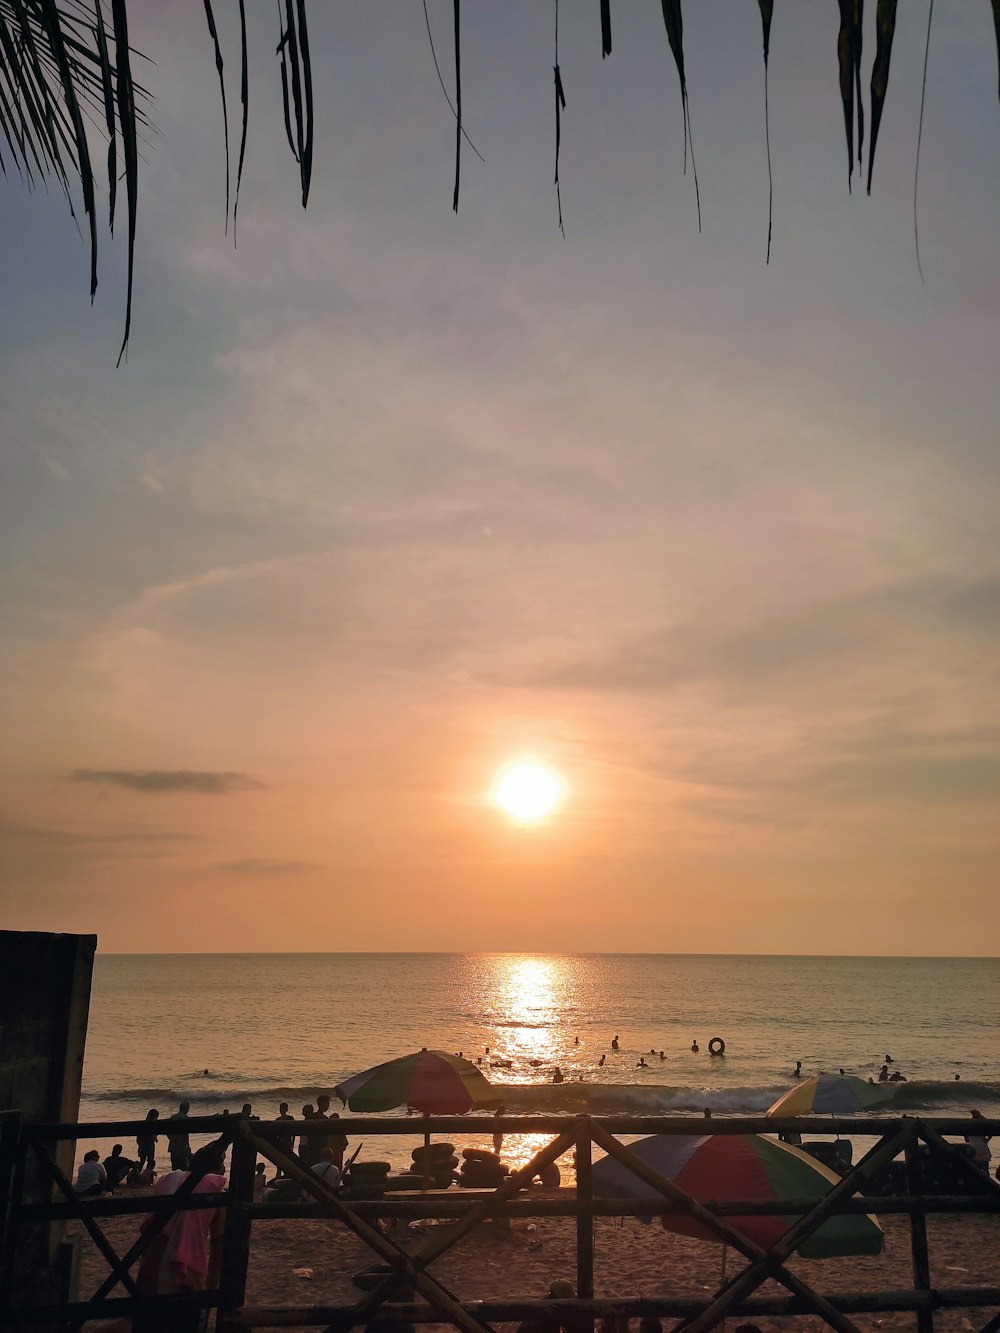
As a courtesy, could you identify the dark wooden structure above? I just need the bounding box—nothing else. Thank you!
[0,1112,997,1331]
[0,931,96,1317]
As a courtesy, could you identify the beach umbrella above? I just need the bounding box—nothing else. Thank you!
[334,1048,498,1114]
[767,1073,896,1117]
[591,1133,883,1258]
[335,1049,499,1186]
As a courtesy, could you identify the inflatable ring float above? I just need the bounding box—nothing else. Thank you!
[708,1036,726,1056]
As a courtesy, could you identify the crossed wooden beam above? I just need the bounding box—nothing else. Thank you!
[21,1124,231,1333]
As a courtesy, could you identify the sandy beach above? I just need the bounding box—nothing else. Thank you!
[73,1196,999,1332]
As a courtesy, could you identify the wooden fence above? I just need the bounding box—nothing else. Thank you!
[1,1111,997,1332]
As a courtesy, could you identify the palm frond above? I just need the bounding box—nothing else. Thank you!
[0,0,148,359]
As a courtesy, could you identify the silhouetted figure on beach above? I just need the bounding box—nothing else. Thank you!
[274,1102,296,1162]
[965,1110,992,1173]
[136,1108,159,1173]
[168,1101,191,1170]
[103,1144,135,1189]
[300,1103,329,1166]
[327,1112,349,1169]
[703,1108,712,1119]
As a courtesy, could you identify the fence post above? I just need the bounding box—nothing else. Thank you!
[576,1116,594,1325]
[0,1111,22,1312]
[905,1135,933,1333]
[217,1123,255,1331]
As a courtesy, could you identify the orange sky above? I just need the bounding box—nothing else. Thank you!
[1,4,998,955]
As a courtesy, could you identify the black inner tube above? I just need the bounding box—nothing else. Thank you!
[708,1036,726,1055]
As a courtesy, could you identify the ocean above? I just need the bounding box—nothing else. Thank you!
[79,953,999,1167]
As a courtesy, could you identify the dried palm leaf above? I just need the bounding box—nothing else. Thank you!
[758,0,773,262]
[866,0,896,193]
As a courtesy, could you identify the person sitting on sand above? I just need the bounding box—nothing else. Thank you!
[74,1150,107,1198]
[965,1110,992,1172]
[690,1040,699,1053]
[102,1143,136,1189]
[311,1147,342,1189]
[253,1162,268,1202]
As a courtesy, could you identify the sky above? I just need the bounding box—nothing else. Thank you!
[1,2,998,956]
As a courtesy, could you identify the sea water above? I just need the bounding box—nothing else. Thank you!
[81,953,999,1141]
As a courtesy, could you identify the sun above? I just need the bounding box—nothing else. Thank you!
[492,761,563,823]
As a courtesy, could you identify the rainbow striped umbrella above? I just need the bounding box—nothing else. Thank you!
[767,1073,896,1117]
[334,1049,498,1114]
[592,1133,883,1258]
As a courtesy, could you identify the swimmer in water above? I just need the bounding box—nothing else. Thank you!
[611,1035,619,1050]
[598,1054,606,1067]
[637,1058,648,1069]
[885,1053,893,1063]
[659,1051,665,1061]
[793,1061,802,1078]
[691,1040,699,1053]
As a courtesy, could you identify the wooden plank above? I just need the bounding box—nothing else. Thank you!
[576,1121,594,1305]
[215,1287,1000,1329]
[905,1138,934,1333]
[31,1113,1000,1139]
[217,1121,257,1329]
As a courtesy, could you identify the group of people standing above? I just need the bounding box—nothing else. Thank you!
[74,1094,351,1197]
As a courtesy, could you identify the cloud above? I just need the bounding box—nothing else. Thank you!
[0,820,197,848]
[71,769,265,794]
[216,858,320,875]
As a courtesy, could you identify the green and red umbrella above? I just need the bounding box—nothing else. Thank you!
[334,1048,498,1114]
[767,1072,896,1117]
[591,1132,883,1258]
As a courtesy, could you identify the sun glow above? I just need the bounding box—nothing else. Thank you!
[492,761,562,823]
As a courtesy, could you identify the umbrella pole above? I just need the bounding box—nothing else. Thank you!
[423,1116,431,1190]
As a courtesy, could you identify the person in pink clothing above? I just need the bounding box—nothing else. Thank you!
[135,1142,227,1331]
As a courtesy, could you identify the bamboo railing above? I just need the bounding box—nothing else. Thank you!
[0,1111,997,1332]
